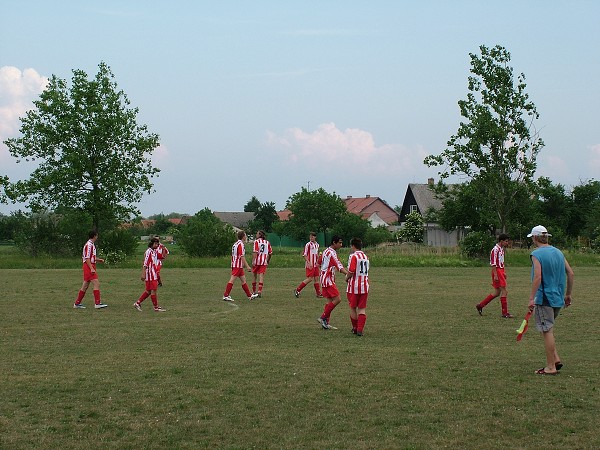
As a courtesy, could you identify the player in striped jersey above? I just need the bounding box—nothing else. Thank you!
[317,235,349,329]
[73,230,107,309]
[156,236,169,287]
[222,231,259,302]
[476,233,513,318]
[294,232,323,298]
[251,230,272,297]
[345,238,370,336]
[133,237,166,312]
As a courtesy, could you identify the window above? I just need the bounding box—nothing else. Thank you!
[410,204,418,214]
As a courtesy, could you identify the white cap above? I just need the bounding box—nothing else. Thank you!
[527,225,552,237]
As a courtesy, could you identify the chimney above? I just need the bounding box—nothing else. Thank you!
[366,194,370,198]
[428,178,434,186]
[346,195,352,199]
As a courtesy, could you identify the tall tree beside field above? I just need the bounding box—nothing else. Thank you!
[424,45,543,233]
[3,62,160,231]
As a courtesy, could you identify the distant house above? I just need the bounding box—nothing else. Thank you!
[398,179,465,247]
[277,210,292,221]
[213,211,255,232]
[343,195,399,229]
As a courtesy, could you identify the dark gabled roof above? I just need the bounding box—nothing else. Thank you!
[408,184,444,212]
[213,211,255,229]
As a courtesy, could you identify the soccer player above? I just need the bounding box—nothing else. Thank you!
[527,225,574,375]
[317,235,349,329]
[294,232,323,298]
[345,238,370,336]
[251,230,272,297]
[222,231,259,302]
[476,233,514,318]
[155,236,169,287]
[133,237,167,312]
[73,230,108,309]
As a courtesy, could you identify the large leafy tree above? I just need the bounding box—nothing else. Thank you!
[284,187,347,241]
[249,201,279,233]
[424,45,543,233]
[3,62,160,230]
[176,208,235,257]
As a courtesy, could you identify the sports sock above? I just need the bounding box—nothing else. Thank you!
[314,283,321,295]
[480,294,495,308]
[93,289,101,305]
[258,282,264,293]
[357,314,367,333]
[137,291,150,304]
[75,290,86,304]
[242,283,252,297]
[297,281,307,292]
[500,297,508,315]
[351,316,358,329]
[322,302,336,319]
[224,283,233,297]
[151,294,158,307]
[252,282,257,292]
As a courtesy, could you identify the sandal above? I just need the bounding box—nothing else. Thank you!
[535,367,558,375]
[555,361,563,371]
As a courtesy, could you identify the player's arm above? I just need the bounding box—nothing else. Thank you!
[345,256,356,282]
[564,258,574,307]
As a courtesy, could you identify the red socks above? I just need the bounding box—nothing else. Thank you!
[93,290,101,305]
[137,291,150,304]
[224,283,233,297]
[75,290,85,304]
[314,283,321,295]
[297,281,307,292]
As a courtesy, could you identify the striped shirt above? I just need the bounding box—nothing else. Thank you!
[82,239,97,264]
[303,240,320,268]
[231,240,246,269]
[346,250,370,294]
[143,247,159,281]
[490,243,505,269]
[157,243,169,266]
[320,246,344,288]
[253,238,272,266]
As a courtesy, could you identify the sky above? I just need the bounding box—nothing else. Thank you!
[1,1,599,217]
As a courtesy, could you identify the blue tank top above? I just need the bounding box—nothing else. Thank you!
[530,246,566,307]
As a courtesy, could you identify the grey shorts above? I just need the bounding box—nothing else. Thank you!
[534,305,561,332]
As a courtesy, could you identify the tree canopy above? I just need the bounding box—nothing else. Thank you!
[3,62,160,231]
[424,45,543,233]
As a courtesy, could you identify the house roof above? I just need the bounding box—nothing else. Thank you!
[408,184,444,212]
[343,196,399,225]
[277,210,292,221]
[213,211,255,229]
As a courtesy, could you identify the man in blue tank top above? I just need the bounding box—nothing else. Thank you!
[527,225,574,375]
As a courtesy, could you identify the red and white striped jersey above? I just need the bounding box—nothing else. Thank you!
[82,239,97,264]
[143,247,159,281]
[346,250,370,294]
[490,244,505,269]
[157,243,169,266]
[253,238,272,266]
[231,240,246,269]
[320,246,344,288]
[303,240,320,268]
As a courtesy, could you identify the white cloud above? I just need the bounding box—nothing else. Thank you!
[0,66,48,161]
[266,122,426,174]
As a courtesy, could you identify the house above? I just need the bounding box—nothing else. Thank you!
[398,179,465,247]
[213,211,255,232]
[343,195,399,229]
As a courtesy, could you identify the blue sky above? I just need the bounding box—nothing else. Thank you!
[1,1,599,217]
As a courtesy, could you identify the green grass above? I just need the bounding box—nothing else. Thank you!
[0,266,598,449]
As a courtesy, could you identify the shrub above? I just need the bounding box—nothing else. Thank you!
[459,231,495,258]
[177,208,236,257]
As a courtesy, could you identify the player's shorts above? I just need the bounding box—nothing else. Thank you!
[321,284,340,299]
[347,292,369,309]
[252,265,267,274]
[83,264,98,282]
[231,267,245,277]
[145,280,159,291]
[491,268,507,288]
[305,267,319,278]
[534,305,561,332]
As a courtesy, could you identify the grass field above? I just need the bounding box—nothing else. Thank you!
[1,264,599,449]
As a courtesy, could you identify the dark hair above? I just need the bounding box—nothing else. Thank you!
[331,235,342,245]
[257,230,265,239]
[237,230,246,240]
[498,233,510,242]
[148,237,159,247]
[309,232,317,237]
[88,230,98,239]
[350,237,362,250]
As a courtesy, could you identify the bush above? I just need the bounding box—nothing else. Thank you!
[459,231,495,258]
[98,228,138,261]
[177,208,236,257]
[364,226,393,247]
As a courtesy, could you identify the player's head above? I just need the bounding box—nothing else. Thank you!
[149,237,159,247]
[257,230,266,239]
[330,235,343,248]
[237,230,246,240]
[88,230,98,240]
[350,237,362,250]
[309,232,317,241]
[498,233,509,244]
[528,225,551,245]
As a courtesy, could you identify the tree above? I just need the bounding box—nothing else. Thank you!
[248,201,279,233]
[3,62,160,231]
[424,45,543,233]
[397,211,424,243]
[330,212,370,244]
[284,187,347,241]
[176,208,235,257]
[244,196,261,213]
